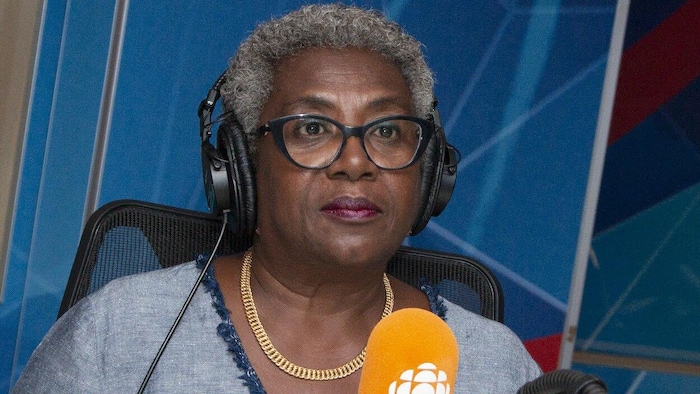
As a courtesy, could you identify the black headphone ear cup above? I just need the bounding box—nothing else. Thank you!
[218,120,256,236]
[201,140,231,215]
[411,133,443,235]
[411,129,457,235]
[432,143,457,216]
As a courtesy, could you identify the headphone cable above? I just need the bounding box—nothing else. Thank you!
[137,209,230,393]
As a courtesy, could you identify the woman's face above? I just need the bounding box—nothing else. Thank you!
[255,47,422,266]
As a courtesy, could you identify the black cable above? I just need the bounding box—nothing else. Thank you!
[137,210,230,393]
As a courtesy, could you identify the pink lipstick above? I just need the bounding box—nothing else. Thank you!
[321,197,381,220]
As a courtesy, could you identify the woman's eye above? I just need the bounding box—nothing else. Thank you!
[302,123,323,135]
[374,125,400,139]
[294,121,328,136]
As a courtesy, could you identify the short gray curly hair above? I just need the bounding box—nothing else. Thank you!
[220,3,435,154]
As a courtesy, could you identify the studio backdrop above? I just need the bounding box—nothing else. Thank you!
[1,0,624,390]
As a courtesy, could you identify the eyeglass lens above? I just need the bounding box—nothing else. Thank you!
[281,117,423,169]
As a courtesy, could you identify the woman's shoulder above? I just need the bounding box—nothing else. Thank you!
[95,260,201,298]
[441,297,529,352]
[69,260,204,322]
[441,297,542,390]
[442,298,509,334]
[15,260,242,393]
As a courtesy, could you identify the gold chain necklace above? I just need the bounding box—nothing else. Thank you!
[240,249,394,381]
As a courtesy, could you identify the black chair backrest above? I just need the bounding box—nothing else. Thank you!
[58,200,503,322]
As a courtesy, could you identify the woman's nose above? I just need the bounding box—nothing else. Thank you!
[325,136,378,181]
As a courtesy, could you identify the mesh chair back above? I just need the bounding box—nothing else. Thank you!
[58,200,503,322]
[387,249,503,322]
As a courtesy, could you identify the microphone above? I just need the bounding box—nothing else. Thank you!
[358,308,459,394]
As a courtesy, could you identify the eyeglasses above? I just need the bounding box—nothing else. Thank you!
[257,114,436,170]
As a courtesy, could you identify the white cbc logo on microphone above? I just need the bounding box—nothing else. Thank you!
[388,362,451,394]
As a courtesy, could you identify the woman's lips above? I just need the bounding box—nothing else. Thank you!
[321,197,382,219]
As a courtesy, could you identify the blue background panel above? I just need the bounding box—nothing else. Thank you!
[573,0,700,390]
[594,78,700,233]
[580,182,700,364]
[574,363,700,394]
[1,1,116,389]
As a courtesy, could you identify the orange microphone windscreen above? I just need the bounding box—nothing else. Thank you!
[358,308,459,394]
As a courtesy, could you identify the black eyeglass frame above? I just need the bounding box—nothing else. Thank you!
[257,114,437,170]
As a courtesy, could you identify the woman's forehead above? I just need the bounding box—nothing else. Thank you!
[265,47,414,117]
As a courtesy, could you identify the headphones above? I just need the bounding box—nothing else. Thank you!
[199,73,458,237]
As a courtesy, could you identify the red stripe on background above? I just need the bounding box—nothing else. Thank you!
[608,0,700,145]
[524,333,562,372]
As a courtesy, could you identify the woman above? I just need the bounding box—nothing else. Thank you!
[14,4,540,393]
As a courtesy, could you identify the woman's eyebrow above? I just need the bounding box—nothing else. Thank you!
[366,96,412,112]
[282,96,335,113]
[280,95,412,117]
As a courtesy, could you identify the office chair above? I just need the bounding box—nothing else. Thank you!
[57,200,609,393]
[57,199,503,321]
